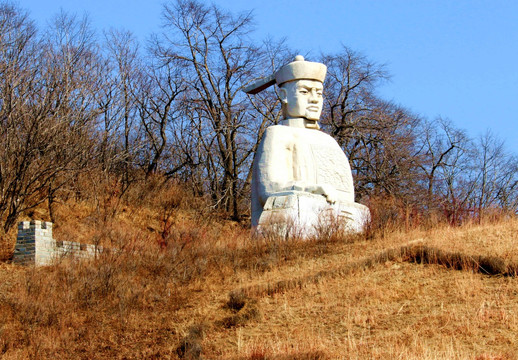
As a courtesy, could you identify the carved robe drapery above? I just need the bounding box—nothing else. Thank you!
[251,125,354,227]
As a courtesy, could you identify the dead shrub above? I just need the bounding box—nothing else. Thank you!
[0,229,16,262]
[226,290,247,312]
[176,324,206,359]
[312,210,347,242]
[217,300,260,329]
[254,213,306,242]
[363,196,409,238]
[70,258,119,309]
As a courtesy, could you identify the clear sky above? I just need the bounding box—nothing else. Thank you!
[19,0,518,154]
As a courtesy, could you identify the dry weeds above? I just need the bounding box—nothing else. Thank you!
[1,190,517,359]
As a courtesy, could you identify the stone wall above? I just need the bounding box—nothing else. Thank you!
[13,220,103,266]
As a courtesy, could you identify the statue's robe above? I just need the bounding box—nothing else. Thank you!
[252,124,368,234]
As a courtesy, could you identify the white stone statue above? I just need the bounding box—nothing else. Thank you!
[245,55,370,236]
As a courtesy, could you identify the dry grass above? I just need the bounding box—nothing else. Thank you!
[1,188,518,359]
[225,264,518,360]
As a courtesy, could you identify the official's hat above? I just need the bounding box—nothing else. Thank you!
[244,55,327,94]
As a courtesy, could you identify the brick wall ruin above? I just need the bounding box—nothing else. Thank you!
[13,220,103,266]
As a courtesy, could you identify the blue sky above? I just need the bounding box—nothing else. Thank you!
[19,0,518,154]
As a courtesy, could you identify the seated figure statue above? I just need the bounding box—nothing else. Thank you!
[245,55,369,236]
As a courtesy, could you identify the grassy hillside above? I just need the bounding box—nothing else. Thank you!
[0,192,517,359]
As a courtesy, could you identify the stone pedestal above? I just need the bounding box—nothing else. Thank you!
[255,191,370,238]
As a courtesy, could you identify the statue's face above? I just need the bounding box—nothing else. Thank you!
[281,79,323,121]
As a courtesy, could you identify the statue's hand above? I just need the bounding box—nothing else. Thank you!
[290,182,306,192]
[305,184,337,204]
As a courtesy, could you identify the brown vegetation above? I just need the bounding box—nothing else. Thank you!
[1,187,518,359]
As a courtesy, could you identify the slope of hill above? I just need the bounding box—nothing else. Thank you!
[0,199,517,359]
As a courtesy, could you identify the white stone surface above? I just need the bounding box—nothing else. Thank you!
[248,55,370,236]
[255,192,370,237]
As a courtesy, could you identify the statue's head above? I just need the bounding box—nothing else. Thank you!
[276,55,327,126]
[244,55,327,129]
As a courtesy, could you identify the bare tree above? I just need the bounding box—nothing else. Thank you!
[101,28,142,190]
[135,56,187,178]
[0,7,102,231]
[153,0,270,219]
[320,46,389,145]
[415,118,468,208]
[472,130,518,218]
[319,48,423,200]
[0,3,41,230]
